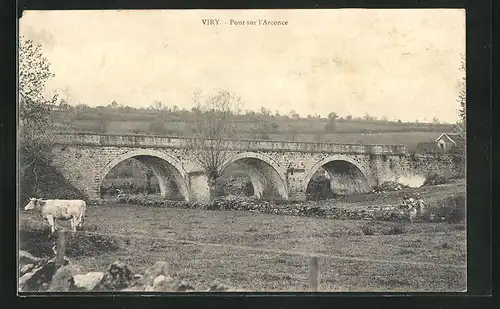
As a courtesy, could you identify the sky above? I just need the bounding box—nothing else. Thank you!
[19,9,465,123]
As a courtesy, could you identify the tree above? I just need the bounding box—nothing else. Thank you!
[188,89,242,201]
[109,100,119,109]
[289,110,300,119]
[458,56,466,129]
[327,112,338,121]
[152,100,163,111]
[259,106,271,117]
[325,112,338,133]
[432,116,440,124]
[19,37,58,185]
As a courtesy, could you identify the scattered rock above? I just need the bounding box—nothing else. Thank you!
[73,272,104,291]
[95,261,133,291]
[19,256,70,292]
[20,263,35,276]
[373,181,409,193]
[209,280,231,292]
[19,250,40,266]
[140,261,170,287]
[48,264,82,292]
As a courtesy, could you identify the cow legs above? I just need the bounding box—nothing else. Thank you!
[46,215,56,233]
[70,217,76,232]
[77,214,84,229]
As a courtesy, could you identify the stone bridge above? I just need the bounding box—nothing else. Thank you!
[49,132,464,201]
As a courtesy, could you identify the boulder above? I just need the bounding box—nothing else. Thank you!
[19,250,40,267]
[73,272,105,291]
[19,257,70,292]
[208,280,231,292]
[48,264,82,292]
[140,261,170,287]
[146,275,195,292]
[96,261,133,291]
[20,263,35,276]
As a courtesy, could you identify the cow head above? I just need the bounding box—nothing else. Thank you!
[24,198,42,210]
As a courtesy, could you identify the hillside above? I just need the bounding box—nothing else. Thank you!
[50,106,454,150]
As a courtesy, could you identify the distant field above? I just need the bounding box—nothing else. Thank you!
[277,132,443,150]
[51,109,453,138]
[20,183,466,292]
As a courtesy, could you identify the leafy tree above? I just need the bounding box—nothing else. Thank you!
[259,106,271,116]
[325,112,338,133]
[458,56,466,128]
[188,89,241,201]
[109,100,119,109]
[327,112,338,121]
[289,110,300,119]
[19,37,58,185]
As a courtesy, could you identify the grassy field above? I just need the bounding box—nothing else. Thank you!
[20,183,466,292]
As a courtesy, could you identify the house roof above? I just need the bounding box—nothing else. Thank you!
[435,133,465,145]
[451,124,465,138]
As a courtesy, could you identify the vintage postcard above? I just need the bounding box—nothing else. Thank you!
[18,9,466,293]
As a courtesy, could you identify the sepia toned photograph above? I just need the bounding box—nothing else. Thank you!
[18,9,466,293]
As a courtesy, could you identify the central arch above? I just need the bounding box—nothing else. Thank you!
[99,149,191,201]
[221,152,288,201]
[304,155,371,198]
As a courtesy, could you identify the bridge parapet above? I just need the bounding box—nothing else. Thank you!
[52,132,408,155]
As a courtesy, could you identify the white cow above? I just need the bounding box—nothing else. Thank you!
[24,198,86,233]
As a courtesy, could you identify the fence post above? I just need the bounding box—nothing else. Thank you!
[308,255,319,291]
[55,229,66,269]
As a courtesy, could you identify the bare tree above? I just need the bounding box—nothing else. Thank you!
[189,89,242,200]
[19,37,58,184]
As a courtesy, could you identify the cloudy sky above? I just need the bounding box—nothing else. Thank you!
[19,9,465,123]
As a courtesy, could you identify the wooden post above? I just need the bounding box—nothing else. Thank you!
[308,255,319,291]
[55,229,66,269]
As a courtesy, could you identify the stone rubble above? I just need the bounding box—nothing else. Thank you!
[19,253,233,292]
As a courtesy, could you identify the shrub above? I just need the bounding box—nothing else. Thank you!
[383,224,406,235]
[20,161,85,208]
[422,172,450,186]
[360,224,375,235]
[421,193,465,223]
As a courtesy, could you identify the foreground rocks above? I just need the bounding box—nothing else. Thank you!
[19,253,235,292]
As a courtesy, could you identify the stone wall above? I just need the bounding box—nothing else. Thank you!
[49,133,463,201]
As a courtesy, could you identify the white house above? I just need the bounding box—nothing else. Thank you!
[435,131,465,153]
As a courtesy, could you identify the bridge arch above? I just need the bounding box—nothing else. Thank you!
[304,155,372,197]
[99,149,191,201]
[221,152,288,201]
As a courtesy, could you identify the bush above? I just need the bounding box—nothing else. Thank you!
[20,161,85,208]
[360,224,375,235]
[372,209,407,222]
[360,222,407,235]
[422,172,450,186]
[383,224,406,235]
[421,193,465,223]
